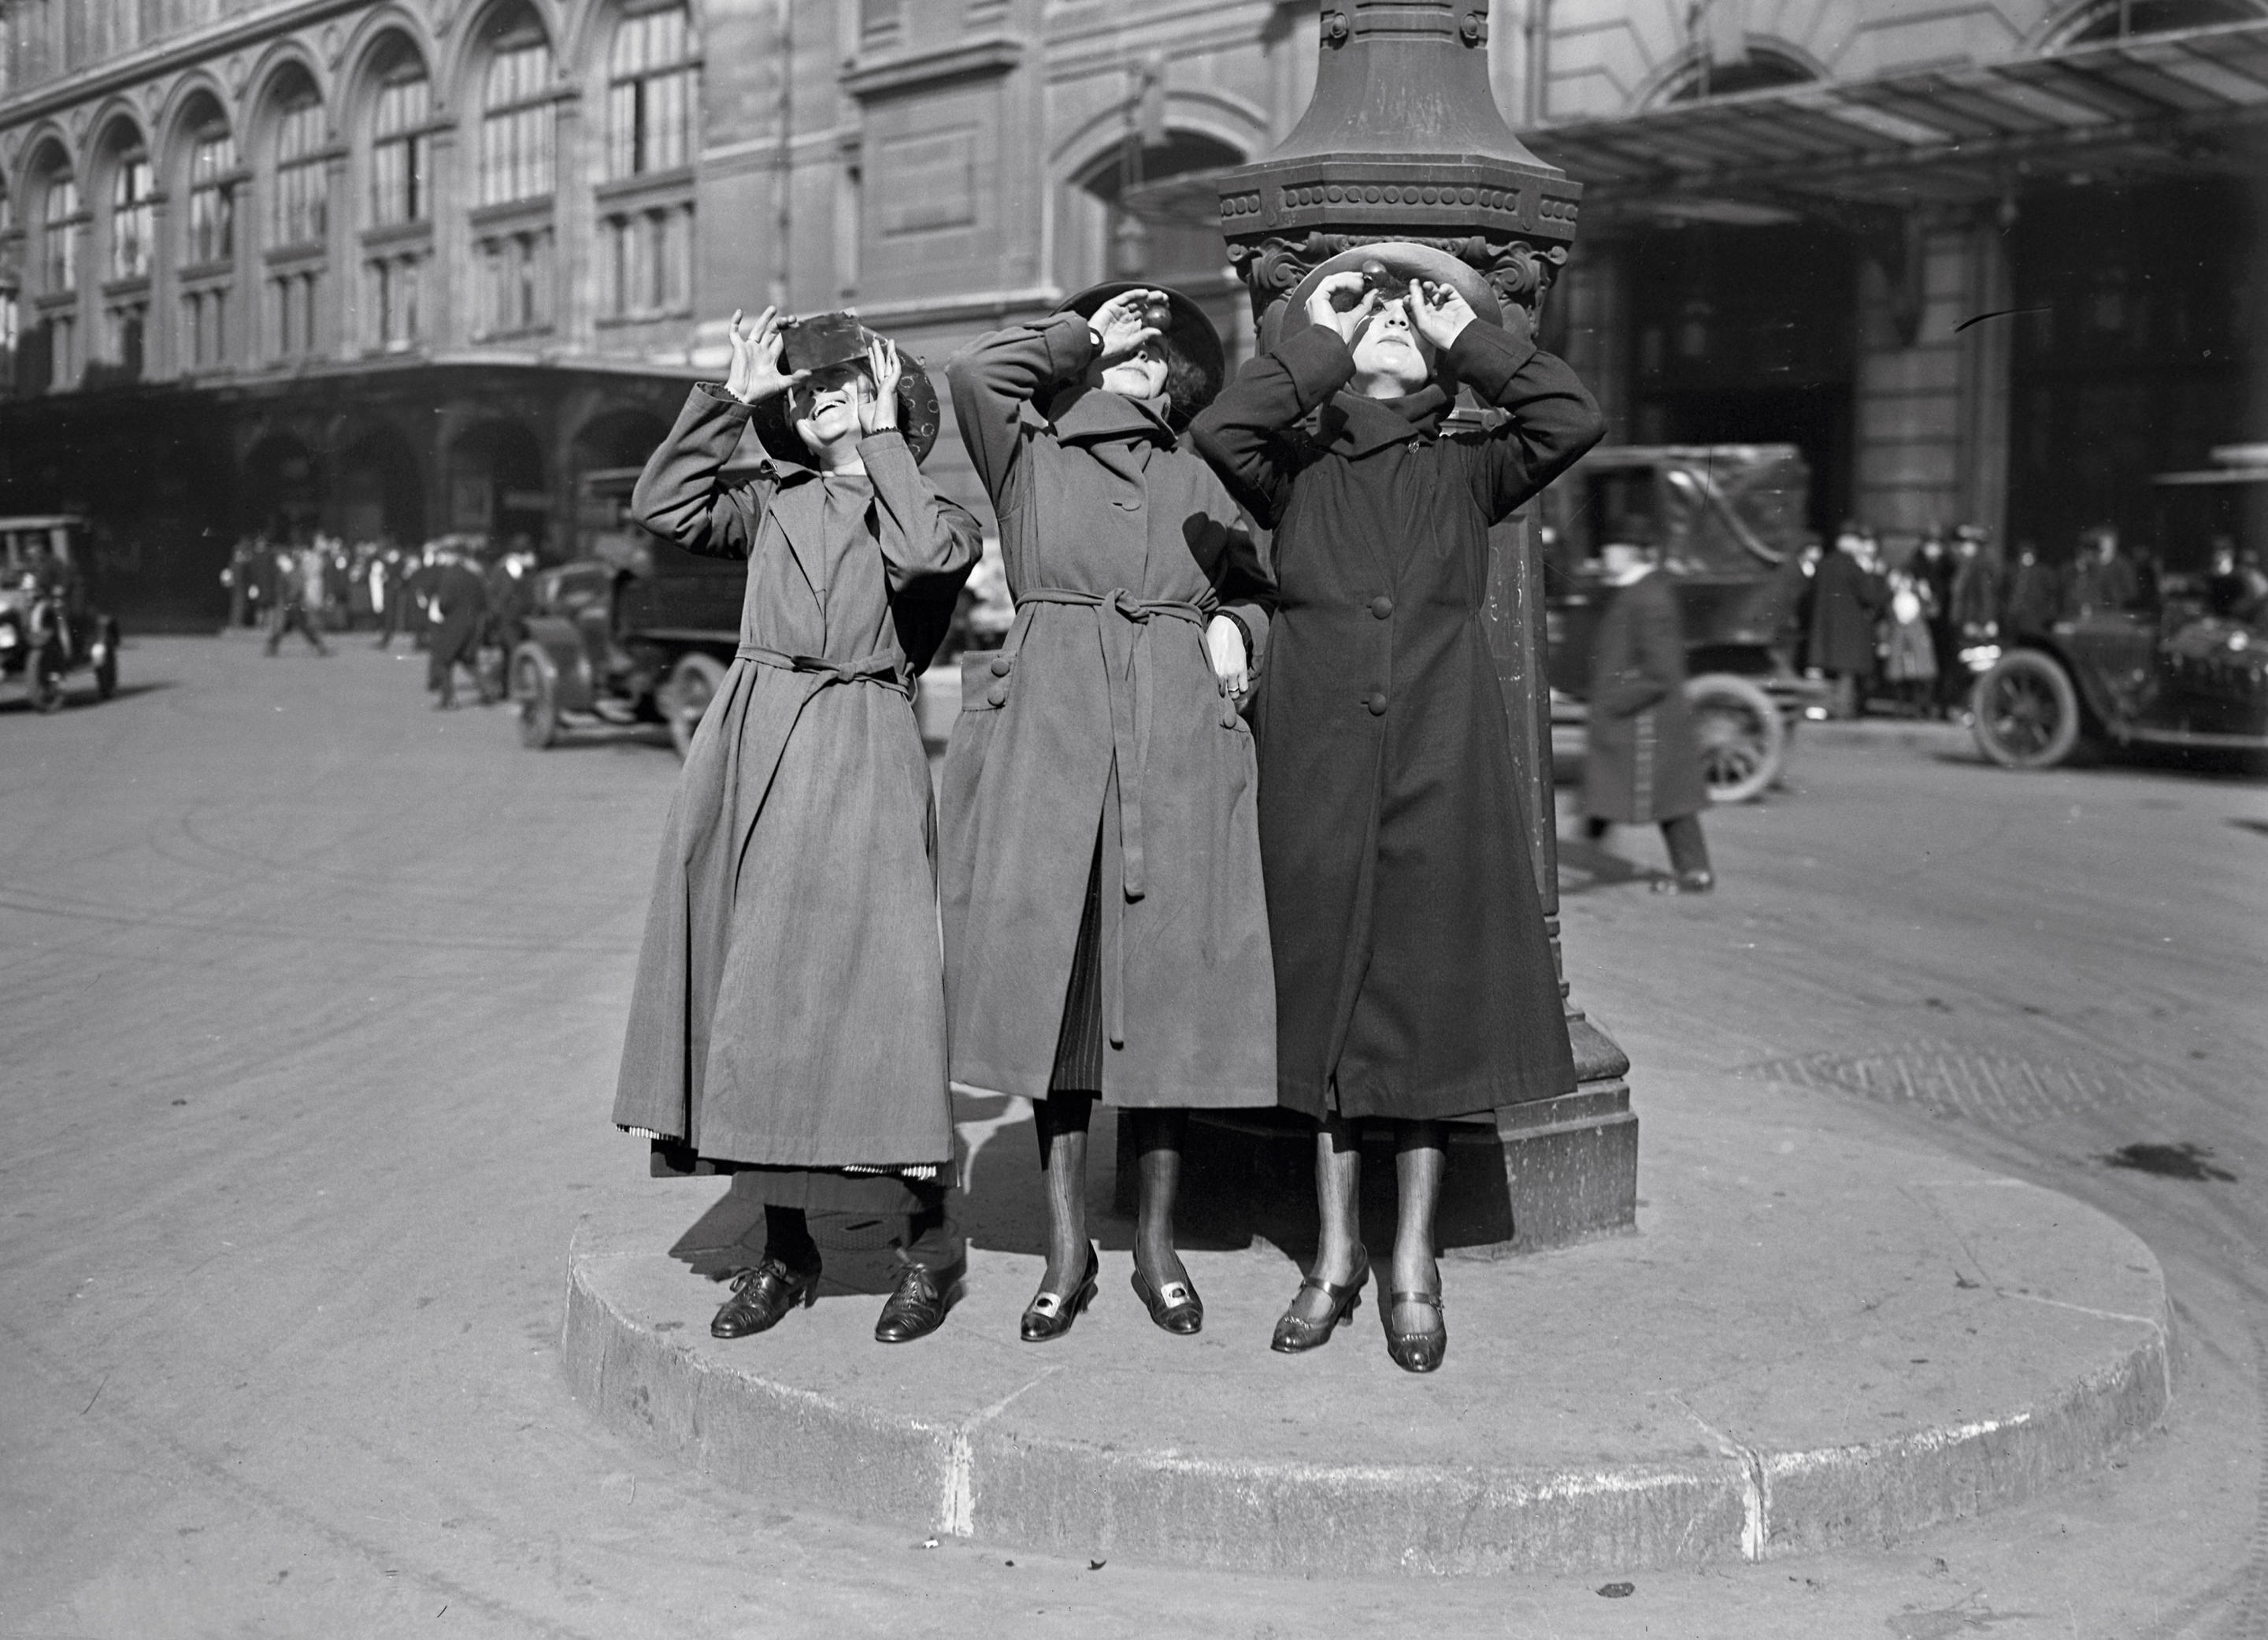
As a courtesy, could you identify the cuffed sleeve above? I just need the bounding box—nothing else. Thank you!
[630,384,773,562]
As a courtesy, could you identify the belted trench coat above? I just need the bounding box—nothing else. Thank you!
[1191,321,1603,1123]
[939,314,1278,1108]
[612,386,982,1168]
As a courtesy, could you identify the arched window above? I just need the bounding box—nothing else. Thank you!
[187,122,237,264]
[360,39,434,354]
[606,7,697,179]
[1664,48,1815,102]
[272,95,328,246]
[480,28,556,206]
[41,171,79,294]
[2064,0,2266,41]
[109,149,154,280]
[369,70,430,226]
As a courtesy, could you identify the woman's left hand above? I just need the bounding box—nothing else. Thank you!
[1408,280,1477,351]
[859,336,902,434]
[1206,614,1250,699]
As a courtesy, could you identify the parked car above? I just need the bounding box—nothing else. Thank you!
[1539,444,1825,803]
[1970,448,2268,770]
[0,515,121,712]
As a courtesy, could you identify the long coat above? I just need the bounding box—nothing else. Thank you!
[427,562,488,668]
[940,314,1277,1109]
[1807,547,1884,677]
[612,386,981,1168]
[1583,569,1708,825]
[1191,321,1603,1123]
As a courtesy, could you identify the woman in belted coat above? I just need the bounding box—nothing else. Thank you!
[613,308,981,1347]
[941,284,1276,1342]
[1582,535,1714,892]
[1192,245,1605,1372]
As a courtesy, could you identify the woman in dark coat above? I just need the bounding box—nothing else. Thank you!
[1582,536,1713,892]
[1191,245,1604,1371]
[613,307,981,1346]
[1807,529,1886,718]
[942,285,1276,1342]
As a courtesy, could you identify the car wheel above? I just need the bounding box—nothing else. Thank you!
[1972,649,2082,769]
[665,652,726,760]
[513,646,561,749]
[1686,673,1785,805]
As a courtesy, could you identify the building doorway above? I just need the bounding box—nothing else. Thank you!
[443,420,548,552]
[338,427,427,546]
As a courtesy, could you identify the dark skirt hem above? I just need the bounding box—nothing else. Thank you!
[648,1143,945,1215]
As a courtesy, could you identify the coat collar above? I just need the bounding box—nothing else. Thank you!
[1311,383,1454,460]
[758,462,870,598]
[1028,384,1178,449]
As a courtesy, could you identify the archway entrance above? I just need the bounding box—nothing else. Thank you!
[568,408,670,562]
[338,426,427,545]
[243,432,321,540]
[443,419,548,552]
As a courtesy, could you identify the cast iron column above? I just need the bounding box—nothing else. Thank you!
[1218,0,1635,1252]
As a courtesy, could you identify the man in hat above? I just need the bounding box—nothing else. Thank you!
[1807,524,1884,718]
[1192,245,1604,1373]
[941,283,1277,1345]
[424,544,490,707]
[1582,529,1714,892]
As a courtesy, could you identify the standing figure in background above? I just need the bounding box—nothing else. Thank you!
[424,547,490,707]
[613,308,980,1346]
[2066,524,2140,618]
[1917,529,1961,715]
[1193,248,1603,1373]
[943,284,1277,1344]
[2003,542,2062,636]
[1581,530,1713,893]
[1947,524,2001,710]
[1807,525,1884,718]
[265,539,330,657]
[1882,564,1939,717]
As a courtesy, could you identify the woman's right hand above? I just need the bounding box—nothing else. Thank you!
[1088,288,1166,365]
[724,307,806,405]
[1306,273,1377,343]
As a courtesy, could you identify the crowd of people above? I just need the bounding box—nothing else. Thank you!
[222,532,539,707]
[1777,518,2265,720]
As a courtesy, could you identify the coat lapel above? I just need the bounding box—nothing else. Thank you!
[762,465,828,602]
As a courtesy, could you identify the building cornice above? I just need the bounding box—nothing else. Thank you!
[0,0,369,132]
[841,35,1025,102]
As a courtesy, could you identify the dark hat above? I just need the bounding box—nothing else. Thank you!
[748,311,943,466]
[1273,241,1506,354]
[1055,282,1227,429]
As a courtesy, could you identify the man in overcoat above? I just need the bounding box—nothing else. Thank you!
[1807,527,1884,718]
[424,546,490,708]
[1192,244,1604,1371]
[1582,533,1714,892]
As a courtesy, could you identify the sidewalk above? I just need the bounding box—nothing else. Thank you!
[562,1067,2168,1578]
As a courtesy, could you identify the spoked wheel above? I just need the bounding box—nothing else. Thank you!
[665,652,726,760]
[1971,649,2082,769]
[1686,673,1785,804]
[513,645,561,749]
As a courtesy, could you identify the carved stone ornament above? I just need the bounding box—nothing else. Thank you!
[1225,232,1570,317]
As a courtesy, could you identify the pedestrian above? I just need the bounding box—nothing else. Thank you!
[2066,524,2140,618]
[264,539,330,657]
[424,544,489,707]
[1192,245,1603,1373]
[942,283,1276,1343]
[1947,524,2000,704]
[2003,541,2062,636]
[1807,524,1885,718]
[613,307,980,1345]
[1882,564,1938,716]
[1917,528,1962,714]
[1580,530,1714,892]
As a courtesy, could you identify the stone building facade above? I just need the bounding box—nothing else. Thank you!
[0,0,2260,621]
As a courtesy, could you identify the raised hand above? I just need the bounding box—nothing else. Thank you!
[1305,272,1380,344]
[1407,280,1477,351]
[723,307,806,406]
[1090,288,1165,365]
[859,336,902,434]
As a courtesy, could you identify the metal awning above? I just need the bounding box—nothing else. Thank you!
[1525,20,2268,217]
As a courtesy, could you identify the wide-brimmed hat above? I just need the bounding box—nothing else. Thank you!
[748,312,943,466]
[1055,282,1227,429]
[1271,241,1506,354]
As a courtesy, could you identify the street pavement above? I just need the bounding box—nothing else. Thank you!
[2,636,2263,1638]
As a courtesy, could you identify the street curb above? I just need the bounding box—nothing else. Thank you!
[559,1204,2171,1575]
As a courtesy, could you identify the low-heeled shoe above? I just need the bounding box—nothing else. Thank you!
[1130,1267,1204,1335]
[710,1255,821,1339]
[1384,1288,1447,1374]
[1270,1247,1369,1354]
[1020,1243,1099,1342]
[874,1260,962,1345]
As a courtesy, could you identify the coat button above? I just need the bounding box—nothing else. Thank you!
[1366,691,1388,716]
[990,655,1013,677]
[1369,595,1395,619]
[986,684,1008,707]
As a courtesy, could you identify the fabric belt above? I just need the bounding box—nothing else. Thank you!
[736,644,912,699]
[1010,587,1208,1048]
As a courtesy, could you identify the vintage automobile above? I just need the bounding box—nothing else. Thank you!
[510,467,743,754]
[0,515,121,712]
[1969,447,2268,770]
[1539,444,1823,803]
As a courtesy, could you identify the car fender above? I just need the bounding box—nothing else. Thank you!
[2007,633,2118,736]
[520,614,597,713]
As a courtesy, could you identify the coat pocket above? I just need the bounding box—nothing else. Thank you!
[961,648,1014,712]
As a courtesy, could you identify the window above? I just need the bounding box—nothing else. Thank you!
[187,128,237,264]
[364,254,422,350]
[272,270,318,358]
[480,39,556,206]
[182,288,228,367]
[109,154,154,280]
[370,73,430,226]
[41,176,78,293]
[272,98,328,246]
[606,8,697,179]
[476,230,553,336]
[598,205,691,319]
[2066,0,2266,41]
